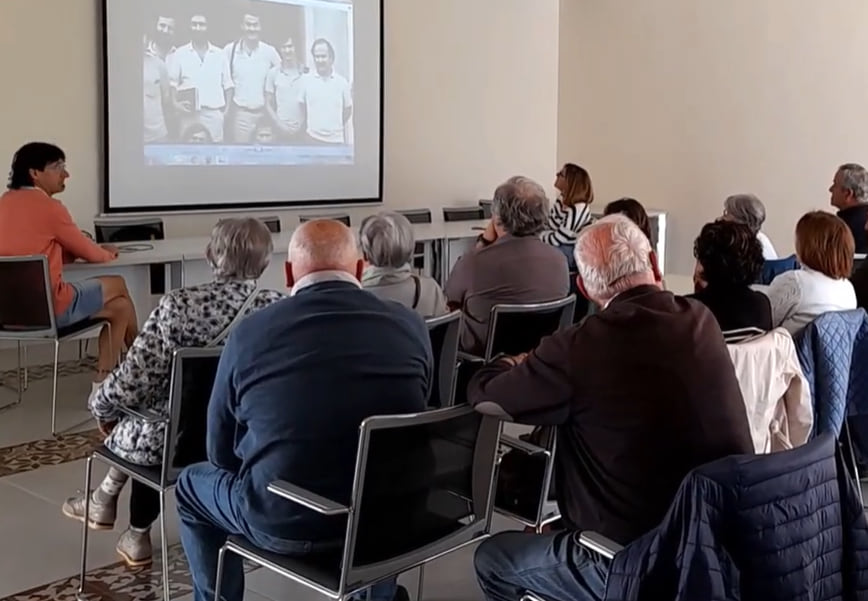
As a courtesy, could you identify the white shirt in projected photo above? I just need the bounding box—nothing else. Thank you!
[265,65,306,134]
[303,72,353,144]
[143,49,169,142]
[168,43,234,110]
[225,40,280,110]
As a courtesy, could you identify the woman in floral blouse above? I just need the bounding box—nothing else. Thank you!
[61,218,285,568]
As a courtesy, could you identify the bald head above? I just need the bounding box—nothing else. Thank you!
[286,220,362,286]
[574,214,661,305]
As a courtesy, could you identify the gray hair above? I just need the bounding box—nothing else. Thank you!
[723,193,767,234]
[359,211,415,268]
[205,218,273,280]
[838,163,868,203]
[492,176,549,236]
[574,214,653,302]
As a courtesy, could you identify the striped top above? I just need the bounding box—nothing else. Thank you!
[540,198,593,246]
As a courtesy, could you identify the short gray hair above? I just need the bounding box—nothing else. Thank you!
[723,193,767,234]
[574,214,652,302]
[205,218,273,279]
[359,211,415,268]
[838,163,868,203]
[492,176,549,236]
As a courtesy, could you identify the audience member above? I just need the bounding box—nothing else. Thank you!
[359,211,448,317]
[721,193,778,259]
[767,211,856,335]
[603,197,652,242]
[445,176,569,354]
[0,142,137,400]
[688,221,772,332]
[469,214,753,601]
[175,219,432,601]
[539,163,594,269]
[60,219,284,568]
[829,162,868,253]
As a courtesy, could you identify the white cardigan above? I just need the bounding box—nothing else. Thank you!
[765,267,857,335]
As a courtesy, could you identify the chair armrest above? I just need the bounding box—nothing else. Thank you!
[578,531,623,560]
[520,593,546,601]
[501,434,548,456]
[267,480,349,516]
[116,405,167,423]
[457,351,484,363]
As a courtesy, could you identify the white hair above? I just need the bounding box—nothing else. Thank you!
[205,218,273,280]
[838,163,868,203]
[574,214,653,302]
[359,211,415,268]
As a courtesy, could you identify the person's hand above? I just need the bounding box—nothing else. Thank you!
[175,100,193,113]
[97,420,117,437]
[483,219,498,242]
[101,244,120,258]
[499,352,529,368]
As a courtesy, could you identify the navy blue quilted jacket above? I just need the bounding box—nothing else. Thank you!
[603,434,868,601]
[794,310,868,448]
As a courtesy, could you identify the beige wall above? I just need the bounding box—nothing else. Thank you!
[0,0,560,236]
[558,0,868,274]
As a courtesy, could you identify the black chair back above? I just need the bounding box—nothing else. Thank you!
[163,347,223,484]
[442,207,484,222]
[478,200,492,218]
[426,311,461,407]
[398,209,432,224]
[484,296,577,360]
[300,214,351,226]
[94,218,165,243]
[0,255,56,335]
[344,407,499,588]
[260,217,281,233]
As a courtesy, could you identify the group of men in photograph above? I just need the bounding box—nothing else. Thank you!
[143,12,353,146]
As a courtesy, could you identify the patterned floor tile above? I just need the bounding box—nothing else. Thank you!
[0,430,103,477]
[0,358,97,390]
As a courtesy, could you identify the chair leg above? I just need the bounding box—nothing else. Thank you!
[844,420,865,507]
[417,563,426,601]
[159,490,171,601]
[51,340,60,436]
[214,545,227,601]
[22,343,29,390]
[0,343,24,412]
[76,456,95,600]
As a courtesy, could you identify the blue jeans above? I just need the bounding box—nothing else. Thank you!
[555,244,578,272]
[474,531,607,601]
[176,462,397,601]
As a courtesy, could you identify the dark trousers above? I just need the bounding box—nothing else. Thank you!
[130,480,160,529]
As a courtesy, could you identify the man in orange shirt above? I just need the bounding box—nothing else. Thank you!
[0,142,139,398]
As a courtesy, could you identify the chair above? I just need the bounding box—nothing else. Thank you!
[482,296,578,360]
[398,209,432,272]
[478,200,492,218]
[214,406,502,601]
[300,214,351,226]
[76,347,223,601]
[94,217,165,243]
[0,256,107,434]
[442,207,485,222]
[854,253,867,276]
[426,311,461,408]
[260,216,281,233]
[759,254,799,285]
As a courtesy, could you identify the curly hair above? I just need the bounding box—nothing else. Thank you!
[693,221,764,288]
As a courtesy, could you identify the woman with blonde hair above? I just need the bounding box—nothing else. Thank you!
[539,162,594,269]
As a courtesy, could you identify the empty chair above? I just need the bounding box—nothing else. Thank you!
[759,254,800,285]
[76,347,223,601]
[214,406,501,601]
[299,213,351,226]
[425,311,461,407]
[0,256,106,433]
[259,216,281,233]
[398,209,432,224]
[94,217,165,243]
[479,199,493,218]
[442,206,485,222]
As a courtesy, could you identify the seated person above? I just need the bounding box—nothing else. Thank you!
[539,163,594,270]
[0,142,137,398]
[829,162,868,253]
[175,220,433,601]
[767,211,856,335]
[445,176,569,355]
[60,218,284,568]
[687,221,773,332]
[468,215,753,601]
[603,197,652,242]
[721,193,778,259]
[359,211,448,317]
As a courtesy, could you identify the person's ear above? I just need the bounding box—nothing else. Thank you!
[354,259,364,281]
[649,251,663,283]
[285,261,295,288]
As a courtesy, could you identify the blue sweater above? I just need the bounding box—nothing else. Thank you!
[206,280,433,541]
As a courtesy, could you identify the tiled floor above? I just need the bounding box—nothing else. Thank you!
[0,341,488,601]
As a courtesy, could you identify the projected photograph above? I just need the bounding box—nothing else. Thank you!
[142,0,354,167]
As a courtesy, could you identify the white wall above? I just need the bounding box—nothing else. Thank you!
[0,0,560,239]
[558,0,868,274]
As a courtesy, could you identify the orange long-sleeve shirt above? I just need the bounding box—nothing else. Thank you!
[0,188,115,315]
